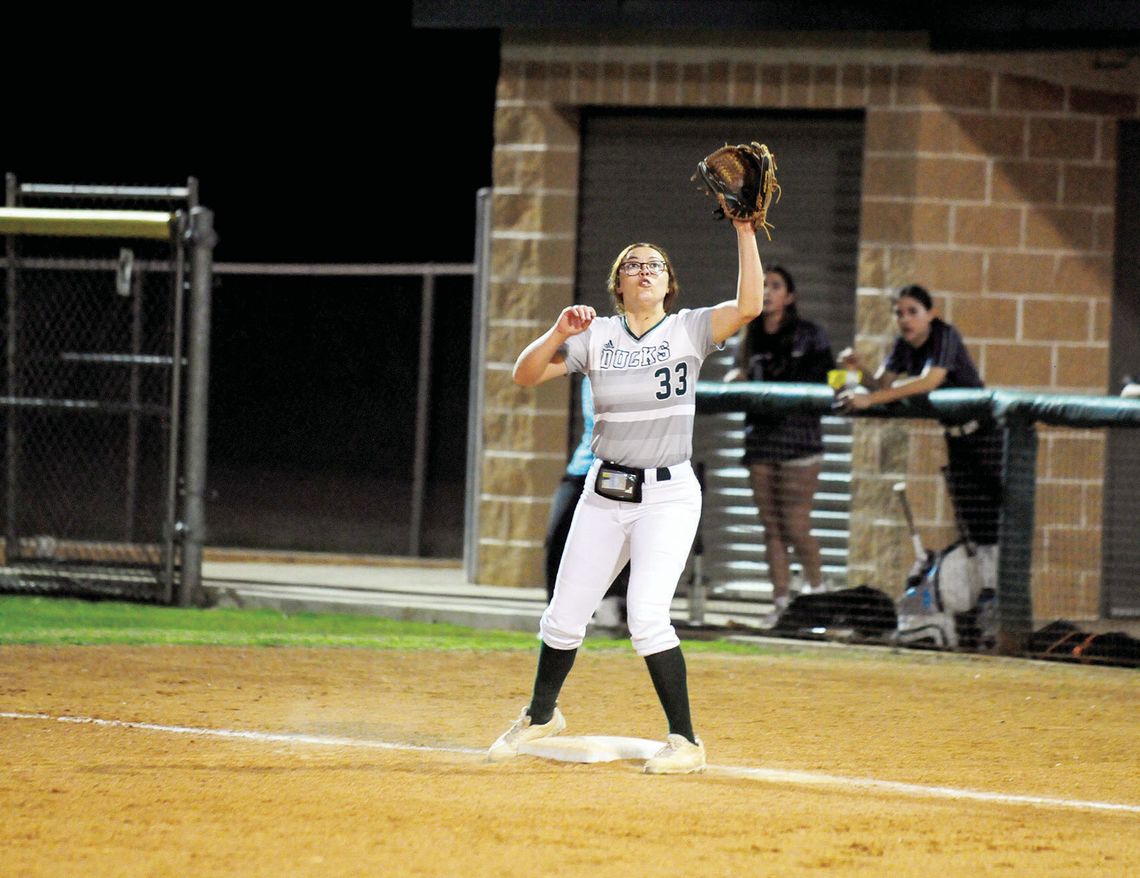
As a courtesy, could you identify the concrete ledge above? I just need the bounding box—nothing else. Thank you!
[210,584,545,633]
[200,558,774,636]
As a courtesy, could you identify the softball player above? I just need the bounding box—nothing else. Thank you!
[488,219,764,774]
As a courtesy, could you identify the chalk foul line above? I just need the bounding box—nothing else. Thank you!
[0,711,481,756]
[706,764,1140,815]
[3,711,1138,816]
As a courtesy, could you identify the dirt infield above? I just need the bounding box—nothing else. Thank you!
[2,644,1137,876]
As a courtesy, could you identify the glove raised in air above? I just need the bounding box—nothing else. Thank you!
[694,141,780,239]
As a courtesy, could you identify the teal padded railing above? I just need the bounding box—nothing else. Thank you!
[696,382,1140,653]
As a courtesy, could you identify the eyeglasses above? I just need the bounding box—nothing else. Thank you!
[618,260,667,277]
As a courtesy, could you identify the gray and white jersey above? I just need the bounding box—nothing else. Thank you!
[560,308,723,469]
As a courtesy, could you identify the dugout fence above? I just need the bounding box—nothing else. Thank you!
[696,382,1140,656]
[0,176,215,605]
[206,260,476,559]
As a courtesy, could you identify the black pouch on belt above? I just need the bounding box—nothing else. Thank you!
[594,462,644,503]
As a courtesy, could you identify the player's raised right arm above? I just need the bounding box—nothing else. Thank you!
[513,305,596,387]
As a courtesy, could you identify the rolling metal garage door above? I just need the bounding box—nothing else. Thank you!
[573,109,864,602]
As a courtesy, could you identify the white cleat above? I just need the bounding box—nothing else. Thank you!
[643,733,706,775]
[763,594,790,628]
[486,706,566,763]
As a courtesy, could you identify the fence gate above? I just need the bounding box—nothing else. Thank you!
[0,176,204,603]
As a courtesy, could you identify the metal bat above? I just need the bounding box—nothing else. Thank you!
[893,481,925,563]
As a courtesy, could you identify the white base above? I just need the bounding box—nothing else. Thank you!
[517,735,662,763]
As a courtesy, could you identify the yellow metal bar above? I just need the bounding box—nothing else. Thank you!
[0,207,175,240]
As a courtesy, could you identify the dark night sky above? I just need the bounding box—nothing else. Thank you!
[3,9,501,265]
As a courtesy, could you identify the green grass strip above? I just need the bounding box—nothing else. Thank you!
[0,595,789,654]
[2,595,997,663]
[0,595,538,650]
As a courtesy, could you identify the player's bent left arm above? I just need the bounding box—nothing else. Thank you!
[710,220,764,345]
[843,365,948,411]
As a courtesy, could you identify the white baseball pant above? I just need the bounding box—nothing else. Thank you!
[540,459,701,657]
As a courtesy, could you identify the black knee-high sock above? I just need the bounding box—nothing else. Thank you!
[644,646,696,744]
[528,643,577,725]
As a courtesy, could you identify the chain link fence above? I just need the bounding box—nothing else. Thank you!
[206,264,474,559]
[0,176,205,602]
[695,383,1140,662]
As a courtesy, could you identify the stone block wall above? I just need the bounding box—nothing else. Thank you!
[476,32,1138,620]
[851,64,1129,613]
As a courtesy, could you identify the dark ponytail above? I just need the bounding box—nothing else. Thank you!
[895,284,933,311]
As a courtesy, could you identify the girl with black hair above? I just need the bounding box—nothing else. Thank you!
[726,265,834,621]
[838,284,1002,548]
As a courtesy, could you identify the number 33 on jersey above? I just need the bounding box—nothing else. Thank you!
[559,308,724,470]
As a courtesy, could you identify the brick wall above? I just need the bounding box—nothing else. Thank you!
[850,64,1130,616]
[478,34,1138,619]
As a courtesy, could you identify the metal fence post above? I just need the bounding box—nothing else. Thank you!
[464,188,491,583]
[4,173,19,561]
[125,265,144,543]
[995,418,1037,654]
[179,207,215,607]
[409,270,435,557]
